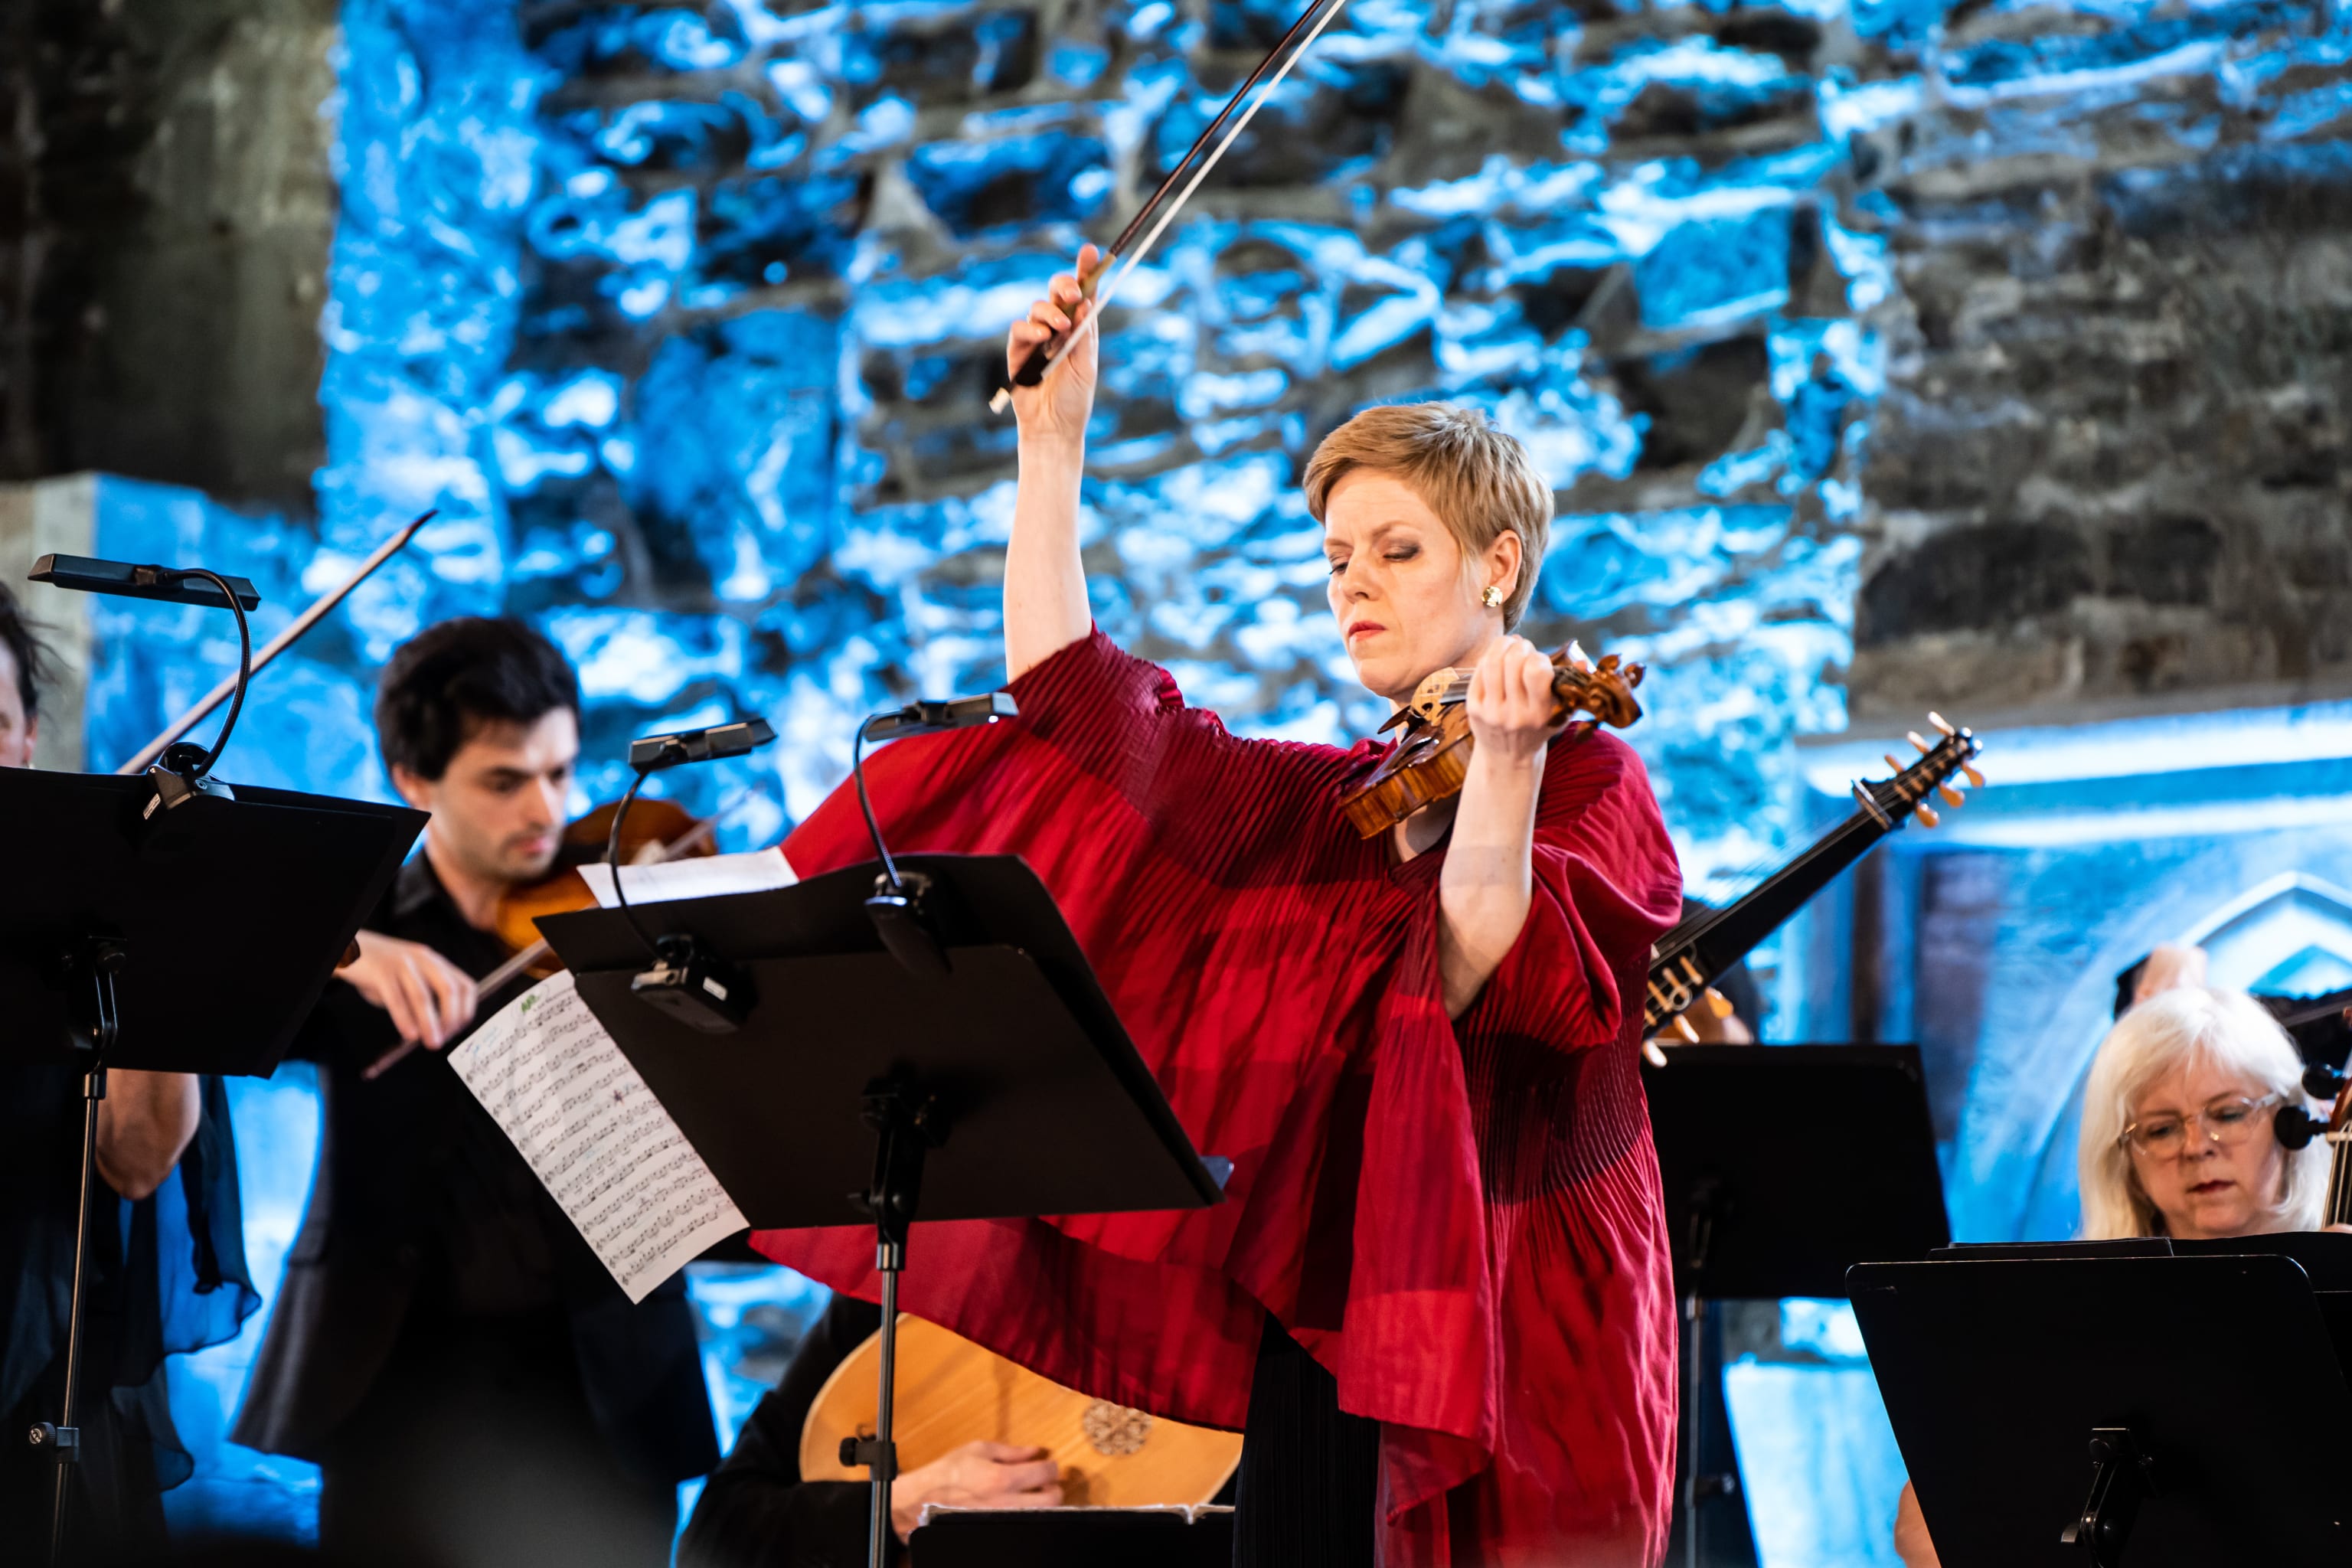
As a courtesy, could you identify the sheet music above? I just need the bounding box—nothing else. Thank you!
[577,845,796,909]
[449,969,744,1303]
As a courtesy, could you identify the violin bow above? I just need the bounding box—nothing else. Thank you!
[115,510,436,776]
[989,0,1357,413]
[359,791,744,1082]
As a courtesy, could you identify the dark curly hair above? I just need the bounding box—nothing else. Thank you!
[0,583,56,720]
[374,616,580,782]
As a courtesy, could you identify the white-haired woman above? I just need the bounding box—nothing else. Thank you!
[1895,985,2335,1566]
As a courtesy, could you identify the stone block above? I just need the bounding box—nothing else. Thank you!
[1610,335,1773,471]
[626,309,841,602]
[1147,60,1411,188]
[1857,522,2093,646]
[697,172,868,284]
[903,130,1112,237]
[1634,207,1793,331]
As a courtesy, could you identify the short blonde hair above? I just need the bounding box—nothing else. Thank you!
[2076,988,2325,1239]
[1302,403,1553,632]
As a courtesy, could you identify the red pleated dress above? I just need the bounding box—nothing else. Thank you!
[753,630,1684,1566]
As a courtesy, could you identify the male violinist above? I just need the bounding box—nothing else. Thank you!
[231,616,716,1568]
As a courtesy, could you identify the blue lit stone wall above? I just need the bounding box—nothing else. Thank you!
[281,0,1908,905]
[73,0,2349,1561]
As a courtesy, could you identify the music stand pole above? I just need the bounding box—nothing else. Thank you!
[851,1080,943,1568]
[34,944,122,1566]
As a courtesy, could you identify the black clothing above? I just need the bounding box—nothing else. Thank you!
[1231,1313,1380,1568]
[231,854,717,1551]
[315,1306,681,1568]
[681,1294,886,1568]
[2,1069,256,1565]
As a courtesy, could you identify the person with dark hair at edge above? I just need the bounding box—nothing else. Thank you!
[230,616,717,1568]
[0,583,260,1563]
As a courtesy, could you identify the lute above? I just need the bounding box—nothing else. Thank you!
[800,1315,1243,1508]
[1646,714,1986,1046]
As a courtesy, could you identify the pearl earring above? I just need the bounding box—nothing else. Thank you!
[1481,585,1504,609]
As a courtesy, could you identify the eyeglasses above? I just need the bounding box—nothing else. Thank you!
[2118,1093,2284,1157]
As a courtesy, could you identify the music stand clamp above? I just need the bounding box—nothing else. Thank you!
[838,1074,952,1562]
[2061,1428,2157,1566]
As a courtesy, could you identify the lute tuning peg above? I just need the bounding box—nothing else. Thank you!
[1907,730,1932,753]
[1937,784,1965,808]
[1928,711,1955,736]
[1961,763,1985,789]
[1916,805,1941,828]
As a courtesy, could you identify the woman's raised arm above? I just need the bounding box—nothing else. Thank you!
[1002,247,1102,681]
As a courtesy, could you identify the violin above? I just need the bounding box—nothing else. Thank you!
[1338,645,1645,839]
[492,796,710,965]
[360,796,720,1080]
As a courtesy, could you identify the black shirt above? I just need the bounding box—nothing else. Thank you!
[301,853,572,1317]
[681,1294,887,1568]
[234,851,720,1485]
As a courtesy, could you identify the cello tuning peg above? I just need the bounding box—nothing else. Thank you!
[1928,711,1956,736]
[1916,804,1941,828]
[1961,763,1985,789]
[1907,730,1932,753]
[1937,784,1965,808]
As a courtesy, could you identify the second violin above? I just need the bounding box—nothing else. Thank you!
[361,795,717,1080]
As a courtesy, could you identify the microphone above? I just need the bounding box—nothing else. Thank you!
[30,555,260,610]
[854,691,1019,978]
[861,693,1019,743]
[628,717,776,772]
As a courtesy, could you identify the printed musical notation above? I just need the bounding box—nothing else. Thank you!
[450,970,746,1303]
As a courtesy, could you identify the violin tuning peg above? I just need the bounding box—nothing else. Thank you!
[1937,784,1965,808]
[1907,730,1932,754]
[1883,753,1905,776]
[1673,1012,1701,1044]
[1916,804,1941,828]
[1928,711,1956,736]
[1961,763,1986,789]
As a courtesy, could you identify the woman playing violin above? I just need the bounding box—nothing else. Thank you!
[755,253,1685,1566]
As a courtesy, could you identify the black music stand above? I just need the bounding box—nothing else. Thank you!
[1851,1253,2352,1566]
[537,853,1227,1568]
[1642,1045,1950,1568]
[913,1506,1233,1567]
[0,766,422,1563]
